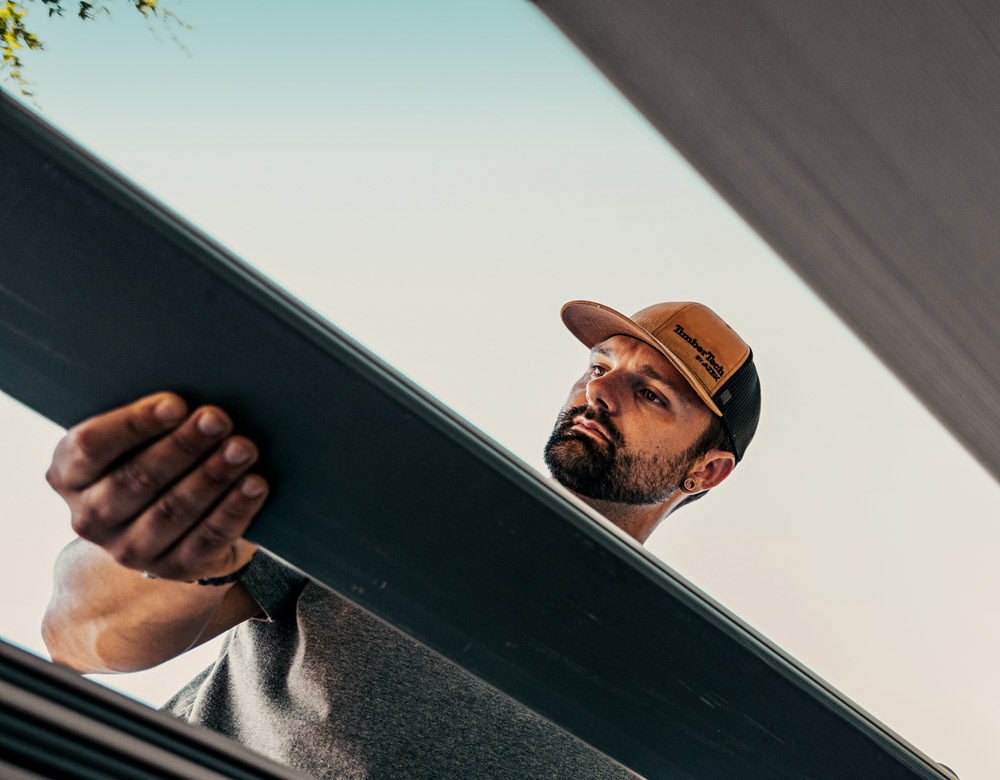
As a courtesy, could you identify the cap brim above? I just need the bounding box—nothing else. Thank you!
[561,300,722,415]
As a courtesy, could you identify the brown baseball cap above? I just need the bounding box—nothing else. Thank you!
[561,300,761,463]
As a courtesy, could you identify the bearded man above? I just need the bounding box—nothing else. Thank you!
[42,299,761,780]
[545,300,759,541]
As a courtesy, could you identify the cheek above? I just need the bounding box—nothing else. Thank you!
[632,413,701,456]
[666,412,713,452]
[565,377,589,406]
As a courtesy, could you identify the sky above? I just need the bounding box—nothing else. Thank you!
[2,1,998,777]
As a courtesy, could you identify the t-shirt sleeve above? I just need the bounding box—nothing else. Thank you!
[239,549,310,622]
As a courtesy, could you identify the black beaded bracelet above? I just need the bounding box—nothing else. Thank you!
[140,557,254,586]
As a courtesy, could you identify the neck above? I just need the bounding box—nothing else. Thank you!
[566,490,685,544]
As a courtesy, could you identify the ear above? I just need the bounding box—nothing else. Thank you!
[685,448,736,493]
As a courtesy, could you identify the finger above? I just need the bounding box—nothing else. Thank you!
[74,415,238,546]
[49,392,189,492]
[148,474,269,581]
[114,436,259,563]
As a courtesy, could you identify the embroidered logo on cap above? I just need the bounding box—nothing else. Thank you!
[673,323,726,381]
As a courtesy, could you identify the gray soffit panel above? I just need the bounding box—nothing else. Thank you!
[0,90,955,780]
[0,641,313,780]
[532,0,1000,482]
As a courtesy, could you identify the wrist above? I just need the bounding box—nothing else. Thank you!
[139,541,258,585]
[140,555,254,586]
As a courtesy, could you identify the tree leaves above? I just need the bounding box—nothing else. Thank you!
[1,1,44,96]
[0,0,186,97]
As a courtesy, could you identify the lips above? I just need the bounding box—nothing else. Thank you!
[571,416,610,443]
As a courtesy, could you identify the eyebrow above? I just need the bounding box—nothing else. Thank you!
[637,364,674,387]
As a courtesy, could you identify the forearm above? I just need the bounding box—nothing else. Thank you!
[42,539,239,673]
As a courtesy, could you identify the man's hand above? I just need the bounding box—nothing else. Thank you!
[41,392,269,673]
[46,392,268,582]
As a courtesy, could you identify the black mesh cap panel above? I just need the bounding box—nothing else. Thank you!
[713,350,761,463]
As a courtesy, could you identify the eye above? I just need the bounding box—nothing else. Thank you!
[590,364,608,378]
[640,388,664,405]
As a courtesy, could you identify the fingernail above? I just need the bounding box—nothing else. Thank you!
[224,439,253,465]
[154,396,185,424]
[198,411,228,437]
[241,476,267,498]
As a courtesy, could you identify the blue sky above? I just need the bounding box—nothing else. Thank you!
[4,2,999,777]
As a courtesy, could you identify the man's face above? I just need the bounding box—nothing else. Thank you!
[544,335,715,505]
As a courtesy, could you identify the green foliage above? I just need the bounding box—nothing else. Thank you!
[1,2,43,94]
[1,0,185,97]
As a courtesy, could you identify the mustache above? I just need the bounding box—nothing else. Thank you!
[555,405,625,448]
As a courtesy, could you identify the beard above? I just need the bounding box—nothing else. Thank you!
[543,404,693,505]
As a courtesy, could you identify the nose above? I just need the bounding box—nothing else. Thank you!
[585,371,617,413]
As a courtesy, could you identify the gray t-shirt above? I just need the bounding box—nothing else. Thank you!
[165,551,639,780]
